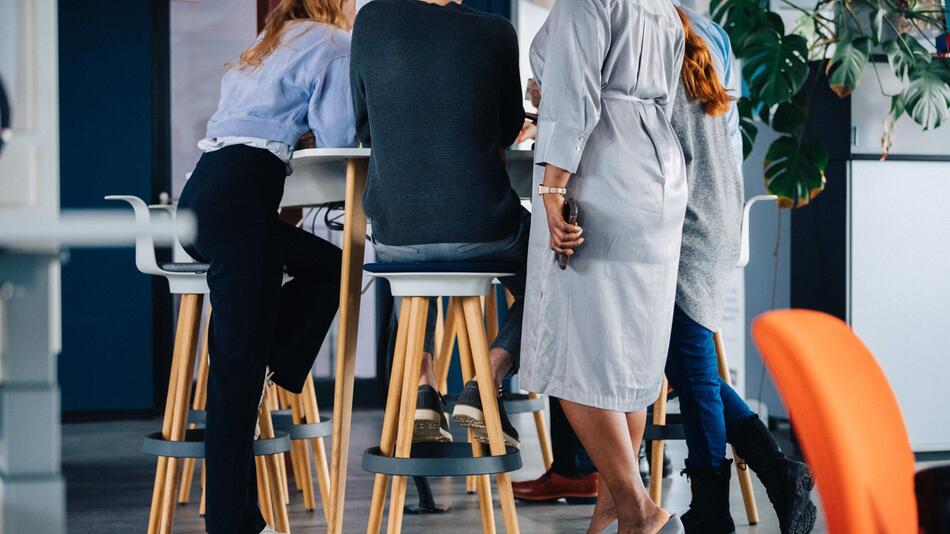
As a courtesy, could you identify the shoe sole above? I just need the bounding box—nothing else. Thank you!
[452,410,520,449]
[786,464,817,534]
[413,409,452,443]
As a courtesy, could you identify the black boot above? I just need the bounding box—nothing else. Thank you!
[731,416,817,534]
[681,460,736,534]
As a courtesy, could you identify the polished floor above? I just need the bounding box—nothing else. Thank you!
[64,408,827,533]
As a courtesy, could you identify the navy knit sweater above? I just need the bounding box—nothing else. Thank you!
[351,0,525,245]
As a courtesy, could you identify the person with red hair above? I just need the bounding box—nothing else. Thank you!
[665,5,816,533]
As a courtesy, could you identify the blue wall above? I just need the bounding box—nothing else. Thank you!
[58,1,170,412]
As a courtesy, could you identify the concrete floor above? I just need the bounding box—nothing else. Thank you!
[64,409,827,533]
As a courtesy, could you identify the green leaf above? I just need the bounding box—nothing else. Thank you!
[738,97,759,159]
[868,7,885,44]
[888,93,906,124]
[903,58,950,130]
[764,136,828,208]
[771,101,807,134]
[826,36,871,97]
[883,35,931,79]
[741,28,810,106]
[711,0,774,53]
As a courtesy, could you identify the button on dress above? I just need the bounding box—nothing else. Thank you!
[520,0,688,412]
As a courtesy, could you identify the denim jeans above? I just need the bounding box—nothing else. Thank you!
[665,305,756,469]
[372,208,529,370]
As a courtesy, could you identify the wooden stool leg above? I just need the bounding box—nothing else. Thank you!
[485,289,499,343]
[529,392,554,471]
[713,331,760,525]
[286,388,317,511]
[200,460,207,516]
[178,307,211,504]
[265,384,290,505]
[649,376,669,504]
[279,388,306,495]
[259,393,291,533]
[366,298,412,534]
[257,455,275,526]
[302,376,332,523]
[434,297,458,396]
[157,294,204,534]
[386,297,429,534]
[504,289,515,309]
[462,297,520,534]
[456,303,496,534]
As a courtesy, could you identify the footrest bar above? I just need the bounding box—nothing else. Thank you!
[363,442,522,477]
[142,429,292,458]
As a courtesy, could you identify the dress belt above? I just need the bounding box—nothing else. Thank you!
[602,91,660,104]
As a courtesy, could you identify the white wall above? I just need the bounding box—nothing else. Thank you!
[169,0,257,197]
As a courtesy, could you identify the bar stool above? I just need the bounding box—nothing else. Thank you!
[433,287,553,494]
[647,195,778,523]
[105,195,292,534]
[362,262,523,534]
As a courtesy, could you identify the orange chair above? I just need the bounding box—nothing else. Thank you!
[751,309,917,534]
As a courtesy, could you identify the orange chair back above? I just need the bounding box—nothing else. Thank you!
[752,310,917,534]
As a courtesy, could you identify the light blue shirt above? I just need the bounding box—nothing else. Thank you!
[204,21,357,150]
[678,4,744,178]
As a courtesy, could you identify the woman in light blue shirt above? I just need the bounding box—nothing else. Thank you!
[176,2,356,533]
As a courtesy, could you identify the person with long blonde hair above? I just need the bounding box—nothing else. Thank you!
[176,1,356,532]
[665,5,816,533]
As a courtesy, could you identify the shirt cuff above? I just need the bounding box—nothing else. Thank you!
[535,120,589,174]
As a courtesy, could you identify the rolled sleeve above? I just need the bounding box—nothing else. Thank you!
[533,0,610,174]
[308,55,358,148]
[535,120,591,174]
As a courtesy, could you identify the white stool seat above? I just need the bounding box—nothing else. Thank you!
[363,263,516,297]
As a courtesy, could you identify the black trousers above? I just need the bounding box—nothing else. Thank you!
[178,145,342,534]
[550,397,597,478]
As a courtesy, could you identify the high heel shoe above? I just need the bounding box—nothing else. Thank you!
[657,513,685,533]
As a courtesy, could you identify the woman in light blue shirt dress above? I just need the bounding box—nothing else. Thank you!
[520,0,687,531]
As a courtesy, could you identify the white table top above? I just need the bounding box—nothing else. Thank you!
[284,147,536,207]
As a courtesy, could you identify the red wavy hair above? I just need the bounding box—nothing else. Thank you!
[676,7,734,117]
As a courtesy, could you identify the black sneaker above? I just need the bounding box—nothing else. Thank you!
[413,385,453,443]
[452,380,520,448]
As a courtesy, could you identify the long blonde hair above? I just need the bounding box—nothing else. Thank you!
[235,0,350,69]
[675,7,733,117]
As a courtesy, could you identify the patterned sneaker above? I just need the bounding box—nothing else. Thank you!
[452,380,520,448]
[413,385,453,443]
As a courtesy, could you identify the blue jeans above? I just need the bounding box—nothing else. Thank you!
[372,208,529,369]
[665,305,756,469]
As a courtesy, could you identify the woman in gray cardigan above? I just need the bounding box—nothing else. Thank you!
[665,7,816,534]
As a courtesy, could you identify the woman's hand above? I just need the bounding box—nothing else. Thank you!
[515,121,537,144]
[542,193,583,255]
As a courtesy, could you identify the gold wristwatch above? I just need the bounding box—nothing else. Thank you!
[538,185,568,196]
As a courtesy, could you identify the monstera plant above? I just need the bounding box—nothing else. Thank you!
[710,0,950,207]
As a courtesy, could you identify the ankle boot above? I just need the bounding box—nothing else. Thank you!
[681,460,736,534]
[731,416,817,534]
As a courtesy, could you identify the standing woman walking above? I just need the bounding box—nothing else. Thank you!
[665,6,816,533]
[176,1,356,532]
[520,0,687,532]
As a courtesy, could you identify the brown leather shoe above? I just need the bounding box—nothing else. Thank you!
[512,470,598,504]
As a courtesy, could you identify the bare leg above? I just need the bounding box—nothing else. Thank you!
[418,352,437,386]
[560,399,669,534]
[489,347,513,390]
[588,476,618,534]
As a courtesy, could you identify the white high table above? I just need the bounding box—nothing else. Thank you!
[287,147,535,534]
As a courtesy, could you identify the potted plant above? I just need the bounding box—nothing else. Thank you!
[711,0,950,206]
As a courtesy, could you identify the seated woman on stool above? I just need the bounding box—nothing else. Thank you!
[665,6,816,533]
[350,0,526,448]
[176,1,356,533]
